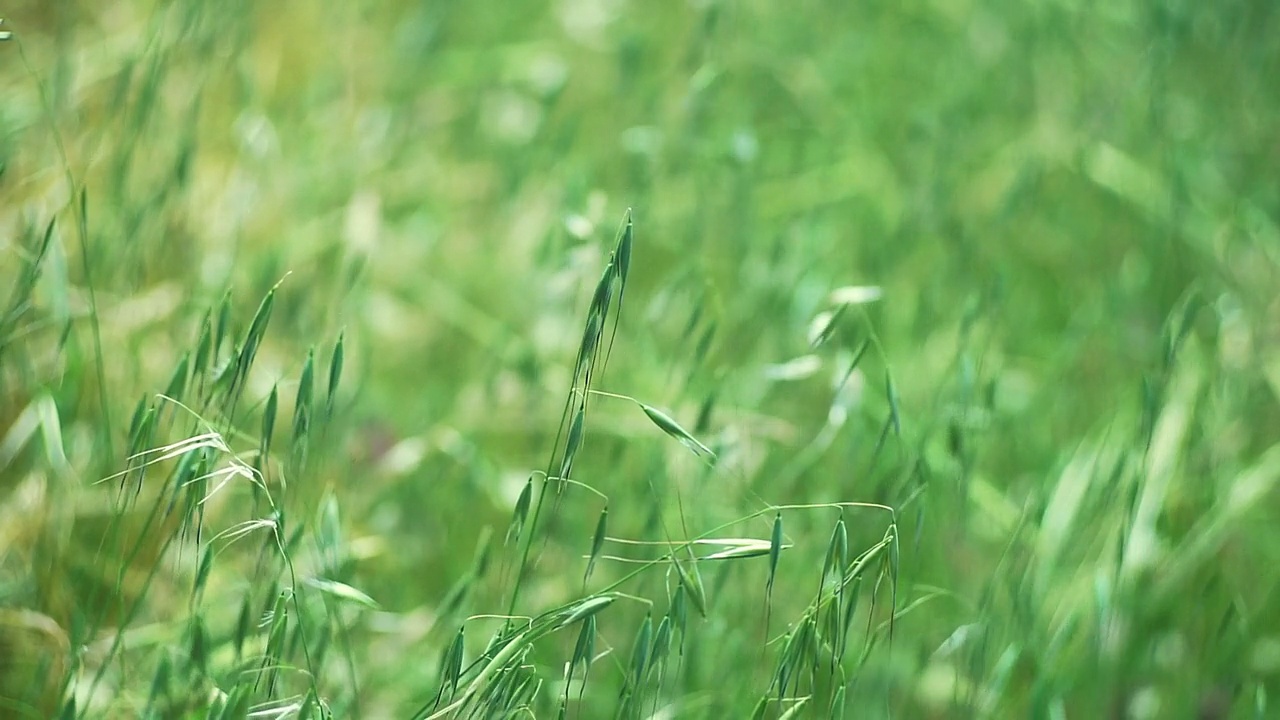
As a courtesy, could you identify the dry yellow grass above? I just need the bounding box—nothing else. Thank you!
[0,608,68,719]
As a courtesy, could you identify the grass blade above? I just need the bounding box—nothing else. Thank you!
[583,504,607,587]
[326,330,345,417]
[637,402,716,463]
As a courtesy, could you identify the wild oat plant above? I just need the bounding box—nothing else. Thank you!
[413,214,900,720]
[2,202,898,719]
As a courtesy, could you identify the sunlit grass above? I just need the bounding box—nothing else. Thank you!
[1,1,1279,718]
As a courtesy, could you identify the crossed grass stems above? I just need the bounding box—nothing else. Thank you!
[67,277,350,719]
[66,210,900,719]
[418,211,902,719]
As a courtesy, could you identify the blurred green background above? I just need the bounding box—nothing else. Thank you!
[2,0,1279,717]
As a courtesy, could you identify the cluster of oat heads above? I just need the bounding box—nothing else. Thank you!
[418,210,726,719]
[504,211,638,603]
[67,270,352,719]
[5,187,901,718]
[412,211,900,720]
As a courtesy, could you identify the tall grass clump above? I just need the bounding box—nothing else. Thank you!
[410,214,902,719]
[3,270,359,717]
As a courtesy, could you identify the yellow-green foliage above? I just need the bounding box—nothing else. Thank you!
[1,1,1278,718]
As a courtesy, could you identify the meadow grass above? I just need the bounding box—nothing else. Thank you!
[1,1,1279,718]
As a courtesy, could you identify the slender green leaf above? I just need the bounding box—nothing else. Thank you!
[326,329,345,414]
[584,505,607,586]
[777,697,811,720]
[674,556,708,618]
[559,595,617,628]
[559,405,585,482]
[629,613,653,687]
[638,402,716,462]
[306,577,379,609]
[767,513,783,597]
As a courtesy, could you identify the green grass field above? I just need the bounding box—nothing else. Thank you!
[2,1,1279,717]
